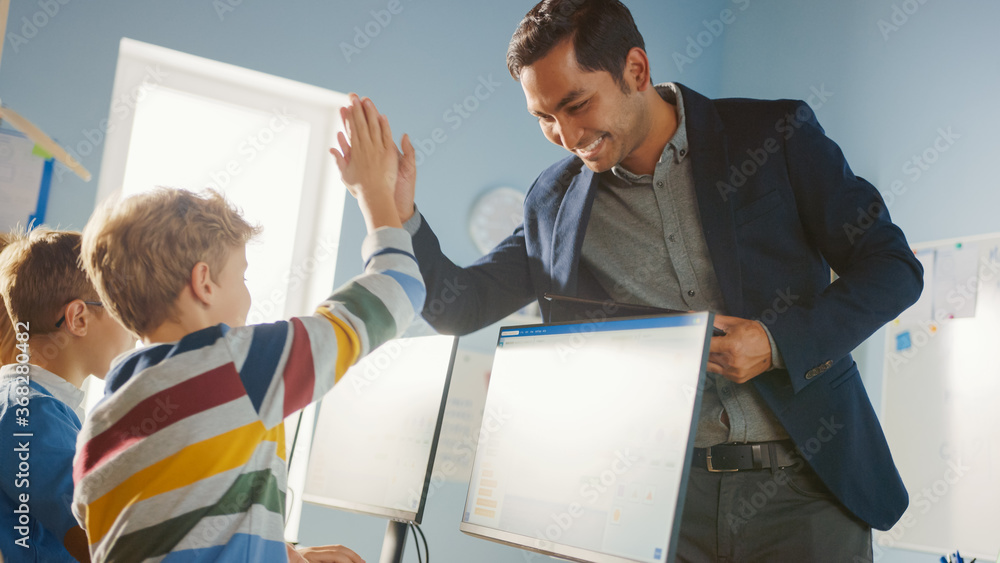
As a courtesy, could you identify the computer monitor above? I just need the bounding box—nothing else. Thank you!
[302,334,458,524]
[459,313,713,563]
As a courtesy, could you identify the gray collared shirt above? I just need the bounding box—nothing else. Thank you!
[580,83,789,447]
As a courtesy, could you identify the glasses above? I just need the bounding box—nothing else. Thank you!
[55,301,104,328]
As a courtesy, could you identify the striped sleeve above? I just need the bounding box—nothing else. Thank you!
[227,227,425,428]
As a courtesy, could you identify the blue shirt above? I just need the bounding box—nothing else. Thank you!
[0,364,84,563]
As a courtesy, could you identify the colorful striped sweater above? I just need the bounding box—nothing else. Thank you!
[71,228,426,562]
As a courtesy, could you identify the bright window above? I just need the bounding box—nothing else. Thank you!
[87,38,348,541]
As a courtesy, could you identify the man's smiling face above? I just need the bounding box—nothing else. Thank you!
[520,38,650,173]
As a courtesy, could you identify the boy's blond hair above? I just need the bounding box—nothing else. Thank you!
[0,229,101,346]
[0,231,15,365]
[82,188,259,335]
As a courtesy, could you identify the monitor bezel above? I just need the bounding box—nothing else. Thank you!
[302,334,459,525]
[458,312,714,563]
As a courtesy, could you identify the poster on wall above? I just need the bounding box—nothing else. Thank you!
[0,128,54,231]
[932,242,980,319]
[895,249,935,325]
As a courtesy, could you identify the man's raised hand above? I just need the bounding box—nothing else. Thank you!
[395,133,416,223]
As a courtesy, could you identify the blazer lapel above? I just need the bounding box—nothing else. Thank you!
[677,83,744,316]
[550,165,599,296]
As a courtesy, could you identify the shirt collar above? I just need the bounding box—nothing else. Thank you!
[611,82,689,183]
[1,363,86,420]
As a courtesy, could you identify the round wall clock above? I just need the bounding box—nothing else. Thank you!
[467,186,525,255]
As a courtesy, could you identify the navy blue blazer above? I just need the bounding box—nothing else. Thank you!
[411,83,923,530]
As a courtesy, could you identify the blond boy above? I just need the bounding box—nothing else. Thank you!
[0,228,135,563]
[73,97,422,563]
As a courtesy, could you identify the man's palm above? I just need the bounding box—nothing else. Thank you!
[394,134,416,222]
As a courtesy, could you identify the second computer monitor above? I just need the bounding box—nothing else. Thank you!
[460,313,713,563]
[302,334,457,524]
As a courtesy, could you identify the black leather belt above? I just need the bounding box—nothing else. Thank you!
[691,440,799,472]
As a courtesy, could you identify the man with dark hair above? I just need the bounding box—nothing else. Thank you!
[507,0,644,93]
[387,0,921,560]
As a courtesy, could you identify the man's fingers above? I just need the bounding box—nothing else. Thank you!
[709,350,762,384]
[709,358,746,383]
[379,113,394,151]
[401,133,415,166]
[708,350,727,368]
[708,335,729,357]
[713,314,736,327]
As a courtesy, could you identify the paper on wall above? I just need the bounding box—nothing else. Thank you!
[896,248,935,324]
[0,129,48,230]
[932,242,979,319]
[433,349,493,483]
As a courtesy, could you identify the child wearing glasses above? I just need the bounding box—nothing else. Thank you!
[0,228,135,562]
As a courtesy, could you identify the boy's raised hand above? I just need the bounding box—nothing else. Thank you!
[330,94,402,231]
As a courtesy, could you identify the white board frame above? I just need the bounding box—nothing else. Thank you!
[878,231,1000,559]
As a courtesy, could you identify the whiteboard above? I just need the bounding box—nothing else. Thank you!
[879,232,1000,559]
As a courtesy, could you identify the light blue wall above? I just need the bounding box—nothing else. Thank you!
[717,0,999,246]
[2,0,725,352]
[1,0,723,287]
[5,0,990,561]
[718,2,1000,562]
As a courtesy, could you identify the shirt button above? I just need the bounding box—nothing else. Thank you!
[657,181,664,188]
[687,290,696,297]
[679,149,686,157]
[668,234,676,243]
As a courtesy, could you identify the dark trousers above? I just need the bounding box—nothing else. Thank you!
[676,461,873,562]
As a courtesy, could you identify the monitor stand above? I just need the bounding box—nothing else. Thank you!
[377,520,408,563]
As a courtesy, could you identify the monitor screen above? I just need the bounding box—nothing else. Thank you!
[459,313,713,563]
[302,334,458,523]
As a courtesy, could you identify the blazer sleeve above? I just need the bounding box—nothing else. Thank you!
[411,216,535,335]
[767,101,924,393]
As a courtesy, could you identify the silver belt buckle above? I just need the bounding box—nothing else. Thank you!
[706,447,738,472]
